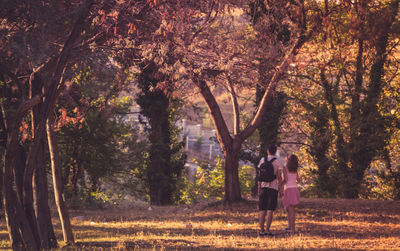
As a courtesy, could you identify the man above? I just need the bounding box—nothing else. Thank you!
[258,144,284,236]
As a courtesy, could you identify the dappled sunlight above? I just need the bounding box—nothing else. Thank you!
[0,198,399,249]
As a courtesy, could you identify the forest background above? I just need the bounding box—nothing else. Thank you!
[1,0,400,249]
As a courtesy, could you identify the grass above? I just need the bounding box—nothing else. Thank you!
[0,198,399,250]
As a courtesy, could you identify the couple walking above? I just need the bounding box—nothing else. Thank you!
[257,144,300,237]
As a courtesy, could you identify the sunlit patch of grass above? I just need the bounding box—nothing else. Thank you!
[0,198,399,250]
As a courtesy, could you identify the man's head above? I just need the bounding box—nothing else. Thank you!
[267,144,277,155]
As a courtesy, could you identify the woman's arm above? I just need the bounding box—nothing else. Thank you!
[282,166,288,184]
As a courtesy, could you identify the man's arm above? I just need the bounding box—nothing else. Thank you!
[257,157,264,195]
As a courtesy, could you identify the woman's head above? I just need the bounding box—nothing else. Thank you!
[286,154,299,172]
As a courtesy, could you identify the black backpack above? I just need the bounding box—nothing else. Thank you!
[257,157,276,182]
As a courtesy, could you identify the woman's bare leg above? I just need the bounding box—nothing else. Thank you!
[288,206,295,233]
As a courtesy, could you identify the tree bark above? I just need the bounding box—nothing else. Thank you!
[33,140,57,249]
[3,152,29,250]
[14,144,26,205]
[320,68,349,193]
[147,91,173,206]
[46,117,75,244]
[3,96,41,250]
[223,141,242,202]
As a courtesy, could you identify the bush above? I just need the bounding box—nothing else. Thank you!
[179,156,255,204]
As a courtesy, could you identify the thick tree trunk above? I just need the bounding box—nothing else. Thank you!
[320,69,348,176]
[25,71,47,249]
[223,143,242,202]
[14,144,26,205]
[147,92,173,206]
[23,147,41,247]
[47,118,75,244]
[33,140,57,249]
[3,153,27,250]
[3,129,38,250]
[308,105,337,196]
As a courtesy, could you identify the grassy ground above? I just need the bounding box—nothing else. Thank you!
[0,198,399,250]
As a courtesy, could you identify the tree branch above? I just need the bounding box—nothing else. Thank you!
[239,28,311,142]
[227,75,240,135]
[15,95,41,121]
[196,78,232,148]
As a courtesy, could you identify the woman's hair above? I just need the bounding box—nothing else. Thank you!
[286,154,299,173]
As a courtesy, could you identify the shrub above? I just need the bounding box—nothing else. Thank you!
[179,156,255,204]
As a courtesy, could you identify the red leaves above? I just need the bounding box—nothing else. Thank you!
[147,0,157,7]
[19,121,31,142]
[128,23,136,35]
[56,107,85,129]
[61,108,68,122]
[19,121,28,132]
[128,23,133,34]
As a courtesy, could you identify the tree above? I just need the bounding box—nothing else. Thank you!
[184,0,312,202]
[0,0,162,248]
[114,0,309,203]
[46,115,75,244]
[1,0,95,248]
[136,61,186,205]
[284,0,400,198]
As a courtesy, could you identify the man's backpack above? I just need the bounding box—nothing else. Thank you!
[257,157,276,182]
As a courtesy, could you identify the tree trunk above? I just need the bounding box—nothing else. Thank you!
[23,143,42,248]
[308,104,337,196]
[14,144,26,205]
[223,143,242,202]
[320,69,348,175]
[3,153,27,250]
[47,117,75,244]
[33,140,58,249]
[3,129,38,250]
[29,69,57,249]
[25,70,48,249]
[3,97,41,249]
[147,92,173,206]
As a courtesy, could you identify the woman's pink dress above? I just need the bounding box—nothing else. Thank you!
[283,172,300,207]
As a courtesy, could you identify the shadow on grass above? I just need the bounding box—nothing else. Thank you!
[72,224,257,238]
[67,240,249,250]
[297,206,400,224]
[67,240,349,251]
[300,221,400,239]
